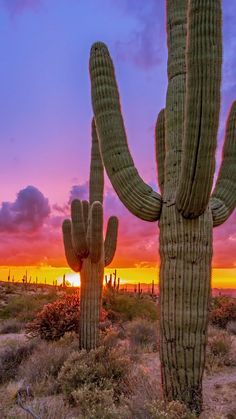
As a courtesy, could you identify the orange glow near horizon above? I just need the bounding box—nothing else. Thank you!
[0,266,235,289]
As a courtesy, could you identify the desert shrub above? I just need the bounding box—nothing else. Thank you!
[72,383,115,416]
[58,342,131,406]
[25,293,80,340]
[104,293,158,322]
[0,292,57,322]
[227,320,236,335]
[72,383,129,418]
[0,380,25,418]
[146,400,196,419]
[0,340,36,384]
[210,296,236,328]
[205,328,233,374]
[99,327,122,348]
[18,333,80,395]
[4,393,72,419]
[22,396,72,419]
[126,365,162,418]
[209,331,232,356]
[26,294,108,341]
[127,319,158,352]
[0,318,23,334]
[106,308,122,323]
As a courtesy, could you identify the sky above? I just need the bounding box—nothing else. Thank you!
[0,0,235,282]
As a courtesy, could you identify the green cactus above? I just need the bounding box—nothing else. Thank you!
[89,0,236,413]
[62,120,118,350]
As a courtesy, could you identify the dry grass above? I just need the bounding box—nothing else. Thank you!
[103,291,158,322]
[0,292,57,322]
[6,394,74,419]
[0,380,24,418]
[0,318,23,334]
[126,318,159,352]
[205,327,235,374]
[145,400,197,419]
[0,338,36,384]
[227,320,236,336]
[0,283,235,418]
[18,333,80,395]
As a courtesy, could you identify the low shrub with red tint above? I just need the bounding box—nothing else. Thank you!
[26,293,81,340]
[26,294,108,341]
[210,296,236,329]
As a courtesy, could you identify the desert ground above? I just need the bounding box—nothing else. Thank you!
[0,282,236,419]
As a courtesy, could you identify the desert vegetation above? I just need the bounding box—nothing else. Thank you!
[0,283,236,418]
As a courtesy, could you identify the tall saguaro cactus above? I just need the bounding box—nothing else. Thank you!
[62,120,118,350]
[89,0,236,413]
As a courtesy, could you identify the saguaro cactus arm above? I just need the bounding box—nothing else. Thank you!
[166,0,187,81]
[62,220,82,272]
[89,201,104,263]
[176,0,222,218]
[62,120,119,351]
[211,101,236,226]
[82,200,89,230]
[71,200,89,258]
[90,43,162,222]
[88,0,235,411]
[89,119,104,204]
[155,109,165,195]
[104,216,118,266]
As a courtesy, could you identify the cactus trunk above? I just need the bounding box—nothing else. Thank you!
[79,257,104,350]
[159,206,212,412]
[89,0,236,412]
[62,120,118,350]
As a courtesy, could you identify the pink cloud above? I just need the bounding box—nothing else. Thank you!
[103,189,158,268]
[0,184,234,269]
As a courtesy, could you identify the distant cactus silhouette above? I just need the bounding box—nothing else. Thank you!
[89,0,236,413]
[62,120,118,350]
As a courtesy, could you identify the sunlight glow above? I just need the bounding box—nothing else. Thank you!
[60,273,81,287]
[0,266,235,290]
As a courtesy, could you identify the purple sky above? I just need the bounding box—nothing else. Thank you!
[0,0,235,268]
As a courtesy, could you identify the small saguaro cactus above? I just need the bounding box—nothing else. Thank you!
[89,0,236,413]
[62,120,118,350]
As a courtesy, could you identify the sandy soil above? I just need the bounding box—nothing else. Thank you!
[141,351,236,419]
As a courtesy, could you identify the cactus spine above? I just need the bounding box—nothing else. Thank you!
[62,120,118,350]
[89,0,236,413]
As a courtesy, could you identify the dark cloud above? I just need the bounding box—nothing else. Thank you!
[115,0,165,70]
[0,185,50,233]
[52,203,68,215]
[69,183,89,203]
[1,0,42,17]
[1,183,233,268]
